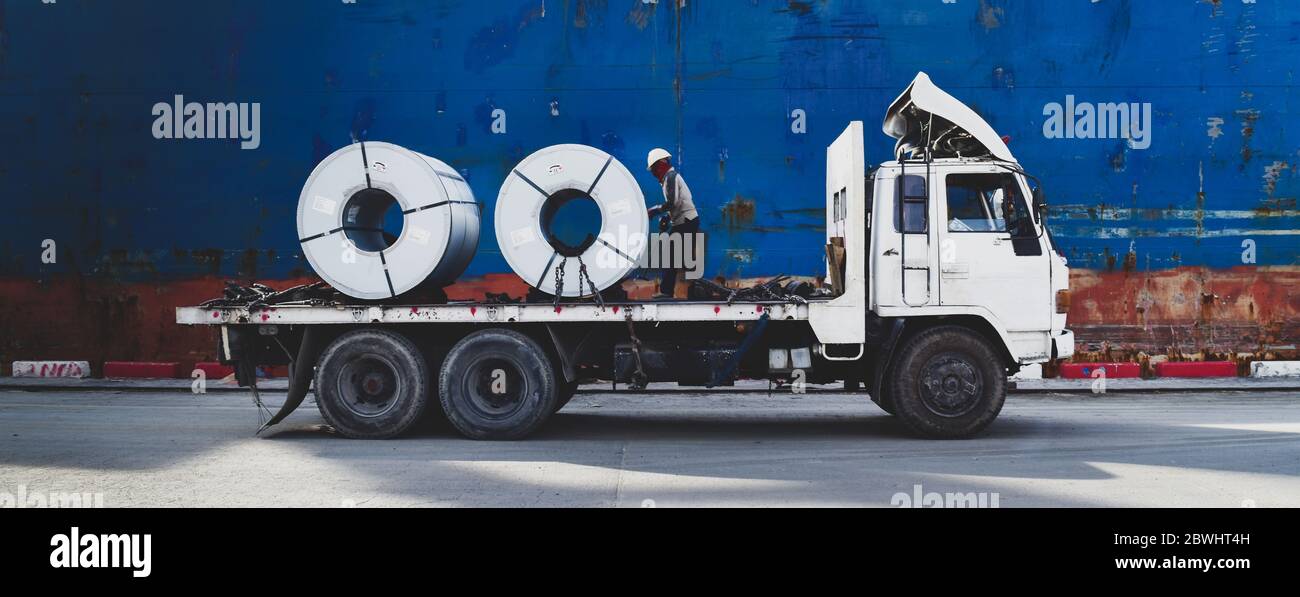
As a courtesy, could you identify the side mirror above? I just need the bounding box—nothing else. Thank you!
[1032,186,1047,223]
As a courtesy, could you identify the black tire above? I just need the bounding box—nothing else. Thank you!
[889,326,1006,438]
[313,329,430,439]
[439,329,558,440]
[553,378,580,413]
[419,343,451,424]
[871,371,898,416]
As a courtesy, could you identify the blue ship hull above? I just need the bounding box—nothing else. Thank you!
[0,1,1295,364]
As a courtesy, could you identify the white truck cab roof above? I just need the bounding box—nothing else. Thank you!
[882,72,1016,163]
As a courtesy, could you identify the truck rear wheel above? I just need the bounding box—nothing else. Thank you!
[439,329,558,440]
[889,326,1006,438]
[314,329,430,439]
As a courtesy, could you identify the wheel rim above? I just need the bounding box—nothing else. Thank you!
[462,356,529,420]
[336,353,404,418]
[917,351,984,418]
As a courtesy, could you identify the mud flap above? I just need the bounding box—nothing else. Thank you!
[258,327,323,434]
[870,319,906,408]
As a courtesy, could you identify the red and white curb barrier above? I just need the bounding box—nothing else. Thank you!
[193,362,236,379]
[1060,362,1142,379]
[11,361,91,378]
[1250,361,1300,378]
[1010,363,1043,380]
[1154,361,1236,378]
[102,362,183,379]
[191,363,288,379]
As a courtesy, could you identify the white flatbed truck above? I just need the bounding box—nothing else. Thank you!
[176,73,1075,440]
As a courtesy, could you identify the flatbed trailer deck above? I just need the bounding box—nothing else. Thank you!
[177,294,844,441]
[176,299,811,327]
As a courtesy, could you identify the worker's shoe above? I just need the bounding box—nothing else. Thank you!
[650,292,671,300]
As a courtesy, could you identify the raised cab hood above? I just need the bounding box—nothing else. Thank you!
[883,72,1015,162]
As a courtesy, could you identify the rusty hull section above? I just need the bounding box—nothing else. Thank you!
[1068,266,1299,362]
[1,267,1295,375]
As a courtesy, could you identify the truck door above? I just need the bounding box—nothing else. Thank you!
[807,122,868,347]
[936,165,1051,332]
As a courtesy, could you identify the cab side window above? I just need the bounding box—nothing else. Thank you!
[945,173,1041,255]
[895,174,927,233]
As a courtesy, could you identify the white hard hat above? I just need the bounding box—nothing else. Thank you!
[646,148,671,171]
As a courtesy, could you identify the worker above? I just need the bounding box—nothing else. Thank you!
[646,148,701,299]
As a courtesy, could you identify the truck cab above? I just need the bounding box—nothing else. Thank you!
[811,72,1074,436]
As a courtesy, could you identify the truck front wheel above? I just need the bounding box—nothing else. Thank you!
[439,329,558,440]
[889,326,1006,438]
[314,329,430,439]
[871,375,897,416]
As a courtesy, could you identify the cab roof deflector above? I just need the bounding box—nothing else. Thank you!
[882,72,1016,163]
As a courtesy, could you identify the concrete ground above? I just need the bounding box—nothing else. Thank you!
[0,385,1297,507]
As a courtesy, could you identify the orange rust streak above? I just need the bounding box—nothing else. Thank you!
[1067,266,1300,355]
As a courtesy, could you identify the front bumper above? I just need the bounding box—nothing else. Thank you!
[1053,329,1075,360]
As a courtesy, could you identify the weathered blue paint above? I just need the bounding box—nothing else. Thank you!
[1,0,1296,283]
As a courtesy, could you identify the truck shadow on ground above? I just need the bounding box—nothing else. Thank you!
[2,394,1298,506]
[253,408,1300,506]
[262,406,1300,482]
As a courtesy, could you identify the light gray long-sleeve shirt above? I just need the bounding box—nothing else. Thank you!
[659,168,699,226]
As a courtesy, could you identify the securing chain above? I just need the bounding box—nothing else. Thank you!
[577,255,604,309]
[624,310,648,390]
[552,255,605,310]
[552,257,567,308]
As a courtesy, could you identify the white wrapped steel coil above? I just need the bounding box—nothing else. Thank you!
[297,142,479,300]
[495,144,647,297]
